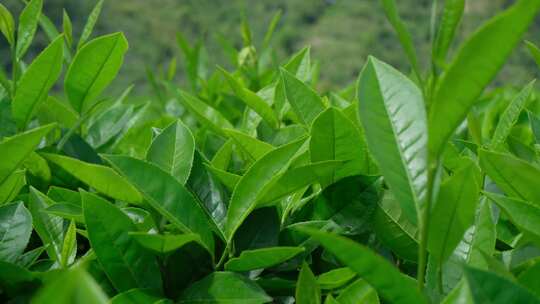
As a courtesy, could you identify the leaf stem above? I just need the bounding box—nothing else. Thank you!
[215,242,231,270]
[417,159,438,291]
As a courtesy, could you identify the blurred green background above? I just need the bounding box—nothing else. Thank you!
[2,0,539,95]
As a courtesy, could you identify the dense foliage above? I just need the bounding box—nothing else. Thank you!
[1,0,540,303]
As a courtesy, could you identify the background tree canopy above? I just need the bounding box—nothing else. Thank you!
[2,0,538,94]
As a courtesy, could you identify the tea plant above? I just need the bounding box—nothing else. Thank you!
[1,0,540,303]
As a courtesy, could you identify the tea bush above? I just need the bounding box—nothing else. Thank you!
[1,0,540,303]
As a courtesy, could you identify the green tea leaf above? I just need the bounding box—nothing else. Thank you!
[317,268,356,290]
[219,67,279,129]
[432,0,465,64]
[336,279,379,304]
[428,160,480,264]
[16,0,42,59]
[529,111,540,144]
[464,266,540,303]
[65,32,128,113]
[0,202,32,263]
[62,9,73,46]
[110,289,167,304]
[310,107,375,186]
[379,0,421,81]
[146,120,195,184]
[29,187,64,262]
[260,160,343,204]
[225,128,274,162]
[224,137,306,242]
[280,68,325,126]
[77,0,104,49]
[296,262,321,304]
[0,3,14,45]
[296,227,426,304]
[82,191,162,292]
[433,197,496,294]
[225,247,304,271]
[103,155,215,256]
[373,191,419,262]
[179,272,272,303]
[526,41,540,69]
[41,153,143,203]
[429,0,540,157]
[177,90,233,136]
[491,81,535,150]
[479,149,540,206]
[12,35,64,129]
[31,267,108,304]
[38,96,79,129]
[357,56,427,225]
[0,123,55,186]
[485,192,540,241]
[129,232,202,254]
[0,170,25,205]
[86,104,134,148]
[60,220,77,268]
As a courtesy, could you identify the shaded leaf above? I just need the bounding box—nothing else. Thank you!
[225,247,304,272]
[296,262,321,304]
[296,227,426,304]
[0,123,55,186]
[0,202,32,263]
[82,191,162,292]
[179,272,272,304]
[103,155,215,256]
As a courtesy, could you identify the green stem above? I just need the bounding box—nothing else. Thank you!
[56,99,107,150]
[437,260,444,293]
[215,242,231,270]
[10,44,18,99]
[417,159,438,291]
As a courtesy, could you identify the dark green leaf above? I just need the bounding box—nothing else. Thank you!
[296,262,321,304]
[0,123,55,186]
[82,191,162,292]
[225,247,304,271]
[130,232,202,254]
[29,187,64,262]
[336,279,379,304]
[179,272,272,303]
[0,202,32,263]
[464,266,540,303]
[103,155,215,256]
[296,227,426,304]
